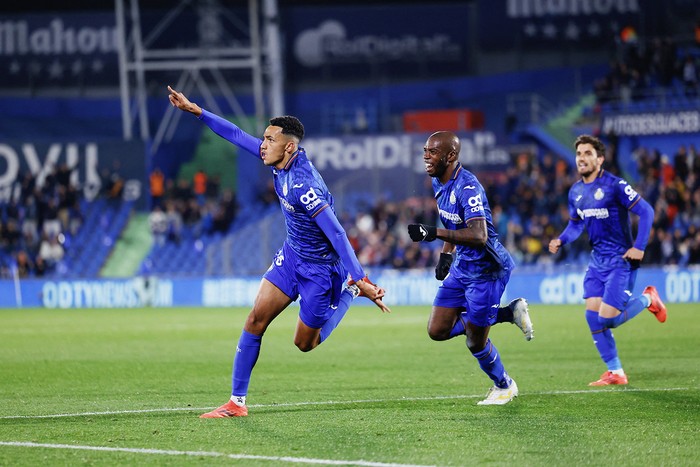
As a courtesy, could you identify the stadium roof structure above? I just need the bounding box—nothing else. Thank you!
[113,0,284,154]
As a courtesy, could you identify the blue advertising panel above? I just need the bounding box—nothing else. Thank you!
[300,131,511,201]
[0,266,696,308]
[600,111,700,180]
[0,139,147,207]
[283,4,471,83]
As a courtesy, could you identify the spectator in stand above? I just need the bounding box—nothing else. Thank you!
[55,163,72,190]
[148,205,168,247]
[682,55,698,97]
[34,255,46,277]
[2,219,22,252]
[211,189,238,233]
[38,233,64,269]
[14,250,33,278]
[206,174,221,201]
[150,167,165,210]
[41,198,62,238]
[193,169,208,206]
[165,200,183,244]
[174,179,192,205]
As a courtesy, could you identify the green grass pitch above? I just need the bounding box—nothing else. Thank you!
[1,304,698,466]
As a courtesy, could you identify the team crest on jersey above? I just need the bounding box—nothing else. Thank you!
[282,182,288,197]
[594,188,604,200]
[450,190,456,204]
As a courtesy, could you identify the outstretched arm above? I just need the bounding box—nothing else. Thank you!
[314,208,391,313]
[167,85,261,156]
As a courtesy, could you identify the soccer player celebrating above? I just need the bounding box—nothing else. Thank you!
[549,134,667,386]
[408,131,531,405]
[168,86,390,417]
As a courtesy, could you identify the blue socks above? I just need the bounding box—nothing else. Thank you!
[232,330,262,398]
[231,289,354,399]
[319,289,354,343]
[586,310,620,371]
[598,296,650,328]
[472,339,510,388]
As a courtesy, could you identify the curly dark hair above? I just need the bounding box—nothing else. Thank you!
[269,116,305,141]
[574,134,605,158]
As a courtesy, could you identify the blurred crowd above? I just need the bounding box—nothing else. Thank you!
[2,140,699,279]
[0,165,81,278]
[0,162,133,278]
[147,167,239,246]
[594,34,699,106]
[342,142,700,270]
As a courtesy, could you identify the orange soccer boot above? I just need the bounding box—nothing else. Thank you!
[200,400,248,418]
[643,285,667,323]
[589,371,629,386]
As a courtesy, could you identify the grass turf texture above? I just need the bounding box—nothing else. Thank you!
[1,304,698,466]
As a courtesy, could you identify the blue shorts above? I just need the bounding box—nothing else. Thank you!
[433,270,511,327]
[263,242,347,329]
[583,262,637,311]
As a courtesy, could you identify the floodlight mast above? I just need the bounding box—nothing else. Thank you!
[114,0,284,151]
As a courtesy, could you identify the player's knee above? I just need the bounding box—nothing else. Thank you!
[294,339,317,352]
[598,315,620,329]
[466,336,486,354]
[427,326,450,341]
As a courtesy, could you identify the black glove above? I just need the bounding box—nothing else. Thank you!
[408,223,437,242]
[435,253,453,280]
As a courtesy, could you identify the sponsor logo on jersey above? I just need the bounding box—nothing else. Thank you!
[300,187,323,211]
[280,198,295,212]
[467,192,483,213]
[621,181,638,201]
[439,209,463,224]
[594,188,604,200]
[577,207,609,219]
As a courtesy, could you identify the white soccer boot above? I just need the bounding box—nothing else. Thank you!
[477,379,519,406]
[509,298,534,341]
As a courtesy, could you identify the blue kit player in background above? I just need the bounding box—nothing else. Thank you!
[168,86,391,417]
[549,134,667,387]
[408,131,532,405]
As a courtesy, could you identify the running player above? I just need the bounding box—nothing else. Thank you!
[408,131,529,405]
[549,134,667,386]
[168,86,390,417]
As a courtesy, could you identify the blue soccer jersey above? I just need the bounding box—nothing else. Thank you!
[567,170,641,263]
[432,164,513,279]
[271,148,340,263]
[198,109,344,265]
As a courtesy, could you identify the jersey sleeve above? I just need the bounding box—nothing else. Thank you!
[567,187,580,220]
[198,109,262,157]
[290,180,330,218]
[615,177,642,209]
[459,183,487,222]
[314,208,365,281]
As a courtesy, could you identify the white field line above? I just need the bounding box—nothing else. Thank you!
[0,387,693,420]
[0,441,435,467]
